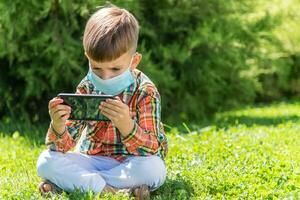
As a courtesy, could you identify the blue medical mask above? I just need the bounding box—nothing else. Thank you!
[87,54,136,96]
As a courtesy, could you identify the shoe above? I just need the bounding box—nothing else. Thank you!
[133,184,150,200]
[38,180,62,196]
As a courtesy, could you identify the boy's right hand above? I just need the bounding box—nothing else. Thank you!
[48,97,71,134]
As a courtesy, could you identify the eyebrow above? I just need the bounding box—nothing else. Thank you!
[92,65,122,69]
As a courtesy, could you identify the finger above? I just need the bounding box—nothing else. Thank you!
[100,105,120,117]
[50,108,69,118]
[105,98,126,109]
[51,105,71,114]
[56,110,71,118]
[114,96,121,100]
[49,98,64,109]
[100,102,122,113]
[61,114,70,121]
[114,96,125,103]
[101,109,116,121]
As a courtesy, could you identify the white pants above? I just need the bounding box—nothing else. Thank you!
[36,150,166,194]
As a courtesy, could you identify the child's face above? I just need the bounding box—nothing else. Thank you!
[86,50,142,80]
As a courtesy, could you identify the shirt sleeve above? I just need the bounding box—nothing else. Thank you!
[121,86,163,155]
[45,85,87,153]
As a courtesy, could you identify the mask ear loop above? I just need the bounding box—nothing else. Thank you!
[128,52,138,71]
[88,61,92,70]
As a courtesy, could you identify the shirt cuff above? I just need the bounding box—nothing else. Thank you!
[122,122,137,142]
[49,123,67,138]
[121,122,140,151]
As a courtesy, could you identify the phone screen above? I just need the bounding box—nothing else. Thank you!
[58,93,114,121]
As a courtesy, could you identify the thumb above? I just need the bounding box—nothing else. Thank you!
[115,96,123,102]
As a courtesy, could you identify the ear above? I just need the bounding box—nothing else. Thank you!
[130,53,142,69]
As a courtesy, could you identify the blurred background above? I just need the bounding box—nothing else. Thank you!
[0,0,300,125]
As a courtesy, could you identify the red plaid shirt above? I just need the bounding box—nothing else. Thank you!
[46,69,168,162]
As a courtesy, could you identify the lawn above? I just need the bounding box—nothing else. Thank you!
[0,102,300,199]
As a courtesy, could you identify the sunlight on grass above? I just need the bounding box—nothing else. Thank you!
[217,102,300,118]
[215,102,300,127]
[1,102,300,199]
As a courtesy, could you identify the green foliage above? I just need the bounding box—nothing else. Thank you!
[0,0,300,123]
[0,0,138,121]
[1,102,300,199]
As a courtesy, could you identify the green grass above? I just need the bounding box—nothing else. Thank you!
[1,102,300,199]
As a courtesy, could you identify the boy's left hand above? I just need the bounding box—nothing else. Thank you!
[99,96,134,137]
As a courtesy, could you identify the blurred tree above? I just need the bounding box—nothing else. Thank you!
[0,0,299,124]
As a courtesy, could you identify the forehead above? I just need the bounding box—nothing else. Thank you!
[90,50,132,67]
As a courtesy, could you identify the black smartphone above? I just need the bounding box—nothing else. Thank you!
[57,93,115,121]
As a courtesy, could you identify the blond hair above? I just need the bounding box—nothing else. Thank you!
[83,5,139,62]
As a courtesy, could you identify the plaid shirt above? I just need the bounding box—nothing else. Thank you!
[46,69,168,162]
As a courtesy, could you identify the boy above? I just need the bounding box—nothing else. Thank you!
[36,5,168,199]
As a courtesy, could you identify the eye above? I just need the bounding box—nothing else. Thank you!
[93,67,102,71]
[111,68,120,71]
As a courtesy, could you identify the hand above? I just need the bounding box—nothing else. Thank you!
[99,96,134,137]
[48,97,71,134]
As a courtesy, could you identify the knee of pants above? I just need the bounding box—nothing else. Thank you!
[136,156,167,189]
[36,150,64,179]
